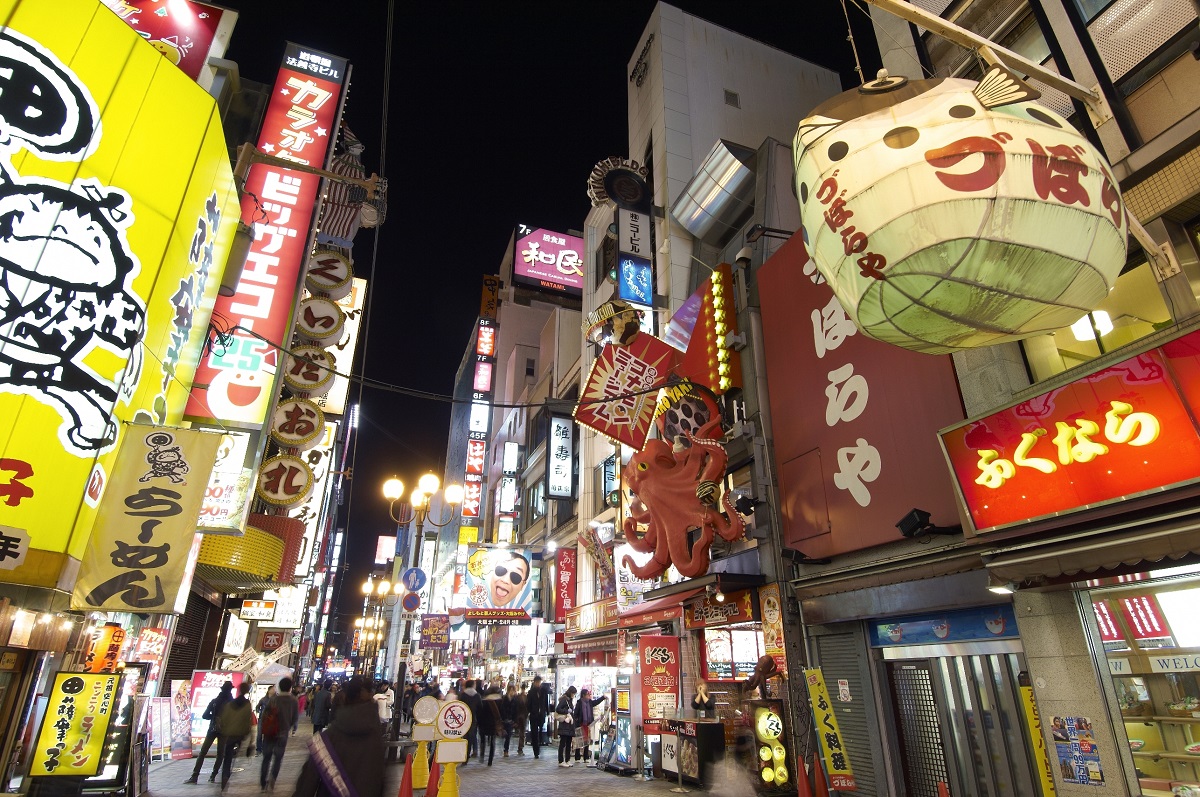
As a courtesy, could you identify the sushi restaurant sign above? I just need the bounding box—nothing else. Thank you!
[941,329,1200,533]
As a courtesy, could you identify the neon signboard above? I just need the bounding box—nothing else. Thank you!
[513,224,584,295]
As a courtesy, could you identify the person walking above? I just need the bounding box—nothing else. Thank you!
[480,685,503,766]
[499,684,516,757]
[216,682,255,791]
[572,688,607,764]
[250,685,275,758]
[372,681,393,736]
[526,675,549,759]
[461,679,482,764]
[293,677,385,797]
[555,686,577,767]
[185,680,234,783]
[310,681,332,734]
[512,683,529,755]
[259,676,298,791]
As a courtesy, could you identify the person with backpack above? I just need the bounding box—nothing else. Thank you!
[259,676,299,791]
[249,685,275,758]
[185,680,233,784]
[216,682,255,790]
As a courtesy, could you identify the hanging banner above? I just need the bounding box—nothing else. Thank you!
[29,673,122,776]
[638,634,680,734]
[81,434,220,605]
[803,668,857,790]
[758,584,788,675]
[72,426,220,612]
[555,547,577,623]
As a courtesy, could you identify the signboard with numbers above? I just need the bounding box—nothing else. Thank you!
[759,235,964,558]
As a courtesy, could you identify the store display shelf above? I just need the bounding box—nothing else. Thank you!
[1151,715,1200,724]
[1132,751,1200,763]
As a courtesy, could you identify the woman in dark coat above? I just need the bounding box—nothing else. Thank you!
[293,677,384,797]
[480,685,504,766]
[554,686,577,767]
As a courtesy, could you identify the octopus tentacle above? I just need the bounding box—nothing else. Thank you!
[622,515,658,554]
[714,490,746,542]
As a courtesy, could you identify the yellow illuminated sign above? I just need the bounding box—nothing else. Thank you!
[803,668,857,791]
[0,0,239,586]
[1020,685,1058,797]
[29,673,121,776]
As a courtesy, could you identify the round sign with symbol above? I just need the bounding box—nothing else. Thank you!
[435,700,472,739]
[401,568,427,592]
[401,591,421,612]
[412,696,440,725]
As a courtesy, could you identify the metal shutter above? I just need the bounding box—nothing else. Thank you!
[813,628,885,797]
[161,592,214,693]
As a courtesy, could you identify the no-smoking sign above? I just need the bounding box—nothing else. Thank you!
[435,700,472,739]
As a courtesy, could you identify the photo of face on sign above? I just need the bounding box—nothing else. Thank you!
[464,546,534,612]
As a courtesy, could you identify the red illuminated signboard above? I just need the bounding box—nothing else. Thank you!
[1092,601,1124,643]
[941,329,1200,531]
[1119,596,1170,640]
[465,440,485,475]
[186,43,348,428]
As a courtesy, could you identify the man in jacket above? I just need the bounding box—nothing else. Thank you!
[293,677,385,797]
[259,676,299,791]
[186,680,233,783]
[461,679,482,764]
[310,680,333,734]
[526,675,549,759]
[216,682,255,790]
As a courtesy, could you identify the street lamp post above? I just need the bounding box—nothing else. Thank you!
[382,474,463,691]
[357,577,404,679]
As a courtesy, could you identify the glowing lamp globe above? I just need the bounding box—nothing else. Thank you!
[793,66,1128,354]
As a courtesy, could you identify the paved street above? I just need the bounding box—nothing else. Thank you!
[147,718,760,797]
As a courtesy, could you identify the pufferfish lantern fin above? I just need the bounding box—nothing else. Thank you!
[973,64,1042,109]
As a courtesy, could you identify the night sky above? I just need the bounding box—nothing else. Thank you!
[217,0,882,625]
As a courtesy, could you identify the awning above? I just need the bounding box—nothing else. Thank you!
[984,517,1200,583]
[618,587,706,628]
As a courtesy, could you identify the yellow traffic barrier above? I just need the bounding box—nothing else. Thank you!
[434,762,458,797]
[412,741,430,790]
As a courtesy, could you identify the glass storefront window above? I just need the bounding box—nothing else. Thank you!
[1086,563,1200,792]
[1023,260,1173,383]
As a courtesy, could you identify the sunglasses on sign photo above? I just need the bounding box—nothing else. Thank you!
[495,565,524,585]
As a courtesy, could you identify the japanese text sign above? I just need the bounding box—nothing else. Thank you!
[513,225,584,295]
[803,668,857,790]
[758,235,964,557]
[638,635,680,733]
[940,329,1200,531]
[188,671,243,746]
[420,614,450,650]
[759,584,788,675]
[576,335,680,450]
[186,42,348,428]
[461,545,534,622]
[104,0,226,81]
[83,624,127,674]
[0,2,239,586]
[684,589,756,629]
[547,416,574,498]
[30,673,121,776]
[555,548,576,623]
[71,426,219,612]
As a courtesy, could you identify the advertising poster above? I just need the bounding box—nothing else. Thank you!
[576,335,680,451]
[638,635,680,733]
[170,679,193,760]
[1052,716,1103,786]
[759,584,788,674]
[803,669,856,790]
[872,605,1019,647]
[0,2,240,591]
[29,673,121,776]
[149,697,172,759]
[72,426,220,612]
[131,626,171,696]
[420,614,450,650]
[462,546,534,624]
[189,671,242,747]
[615,543,655,612]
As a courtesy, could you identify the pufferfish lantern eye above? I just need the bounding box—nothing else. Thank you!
[637,462,648,472]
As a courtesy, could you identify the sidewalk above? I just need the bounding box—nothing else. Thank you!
[148,719,748,796]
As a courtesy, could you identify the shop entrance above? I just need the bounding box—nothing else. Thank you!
[884,650,1038,797]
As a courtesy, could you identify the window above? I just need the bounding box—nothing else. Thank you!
[596,235,617,289]
[1022,258,1173,383]
[526,358,536,379]
[528,407,548,450]
[526,480,546,524]
[724,89,740,108]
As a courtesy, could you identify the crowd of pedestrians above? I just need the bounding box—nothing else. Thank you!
[180,671,609,796]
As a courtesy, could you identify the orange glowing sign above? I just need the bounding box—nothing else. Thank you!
[941,329,1200,531]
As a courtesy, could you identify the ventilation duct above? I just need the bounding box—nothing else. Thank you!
[670,139,757,245]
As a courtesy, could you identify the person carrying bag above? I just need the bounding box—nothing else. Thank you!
[554,686,577,767]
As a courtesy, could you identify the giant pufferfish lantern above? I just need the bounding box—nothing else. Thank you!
[793,66,1128,355]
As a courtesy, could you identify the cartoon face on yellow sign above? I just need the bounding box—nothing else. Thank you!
[0,0,239,584]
